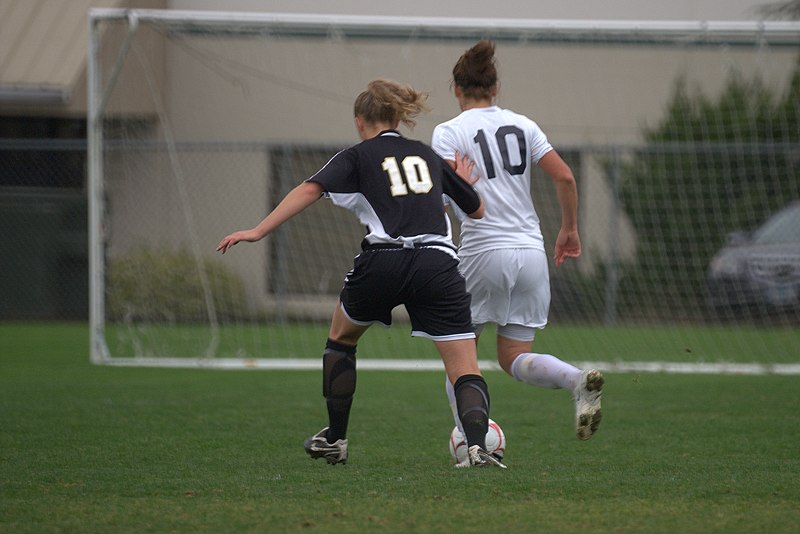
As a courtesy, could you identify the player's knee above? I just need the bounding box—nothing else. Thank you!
[497,351,520,375]
[497,332,534,374]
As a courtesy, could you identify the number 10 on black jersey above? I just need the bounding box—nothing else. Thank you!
[382,156,434,196]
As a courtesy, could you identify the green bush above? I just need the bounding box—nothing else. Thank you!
[108,246,248,322]
[618,60,800,319]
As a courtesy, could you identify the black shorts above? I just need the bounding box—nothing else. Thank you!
[339,245,475,340]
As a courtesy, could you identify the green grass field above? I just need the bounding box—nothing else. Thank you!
[2,323,799,533]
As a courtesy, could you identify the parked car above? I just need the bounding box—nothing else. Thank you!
[707,200,800,316]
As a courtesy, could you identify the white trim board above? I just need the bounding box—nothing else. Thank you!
[98,358,800,375]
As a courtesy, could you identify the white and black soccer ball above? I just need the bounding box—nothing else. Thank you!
[448,418,506,464]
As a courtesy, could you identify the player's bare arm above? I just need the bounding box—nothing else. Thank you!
[539,150,581,266]
[217,181,324,254]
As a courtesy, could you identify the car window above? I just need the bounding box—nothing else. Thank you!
[752,204,800,244]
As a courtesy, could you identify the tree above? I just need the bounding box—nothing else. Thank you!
[616,61,800,320]
[757,0,800,19]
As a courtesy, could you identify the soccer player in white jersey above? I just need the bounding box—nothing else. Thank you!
[432,40,604,441]
[218,79,504,468]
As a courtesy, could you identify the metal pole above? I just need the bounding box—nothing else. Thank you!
[604,149,620,325]
[87,12,108,363]
[87,8,800,46]
[272,147,294,324]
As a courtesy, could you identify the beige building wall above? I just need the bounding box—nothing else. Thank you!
[139,21,796,310]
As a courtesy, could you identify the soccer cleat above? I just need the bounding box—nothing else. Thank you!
[574,369,604,440]
[304,427,348,465]
[455,445,507,469]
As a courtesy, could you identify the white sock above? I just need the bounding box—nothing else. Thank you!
[444,377,463,433]
[510,353,581,390]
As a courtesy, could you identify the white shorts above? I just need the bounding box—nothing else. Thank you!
[459,248,550,337]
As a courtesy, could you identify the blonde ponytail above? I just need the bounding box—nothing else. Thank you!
[354,79,430,128]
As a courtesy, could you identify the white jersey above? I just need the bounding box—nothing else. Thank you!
[432,106,553,256]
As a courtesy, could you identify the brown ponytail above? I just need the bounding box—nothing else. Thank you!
[452,39,498,100]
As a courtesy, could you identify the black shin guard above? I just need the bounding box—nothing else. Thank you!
[453,374,490,450]
[322,339,357,442]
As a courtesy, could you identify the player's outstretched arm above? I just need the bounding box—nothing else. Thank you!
[216,181,324,254]
[539,150,581,266]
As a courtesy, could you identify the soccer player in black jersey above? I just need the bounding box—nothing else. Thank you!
[217,79,505,468]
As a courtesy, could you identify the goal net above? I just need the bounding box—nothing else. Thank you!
[88,10,800,368]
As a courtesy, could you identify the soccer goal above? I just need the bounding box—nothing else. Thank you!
[88,9,800,368]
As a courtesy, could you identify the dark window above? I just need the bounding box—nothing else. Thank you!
[0,116,86,189]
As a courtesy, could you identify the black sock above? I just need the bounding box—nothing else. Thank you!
[453,374,490,450]
[322,339,357,443]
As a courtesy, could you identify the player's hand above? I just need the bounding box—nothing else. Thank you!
[453,151,479,185]
[216,230,254,254]
[554,228,581,267]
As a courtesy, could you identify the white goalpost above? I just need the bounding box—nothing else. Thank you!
[87,9,800,369]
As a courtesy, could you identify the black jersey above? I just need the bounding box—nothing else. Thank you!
[306,130,480,249]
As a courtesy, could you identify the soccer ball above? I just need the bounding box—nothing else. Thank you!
[448,419,506,464]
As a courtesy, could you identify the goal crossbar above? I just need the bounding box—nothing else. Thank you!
[89,9,800,46]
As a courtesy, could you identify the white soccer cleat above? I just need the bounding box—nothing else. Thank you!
[455,445,507,469]
[574,369,604,440]
[304,427,349,465]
